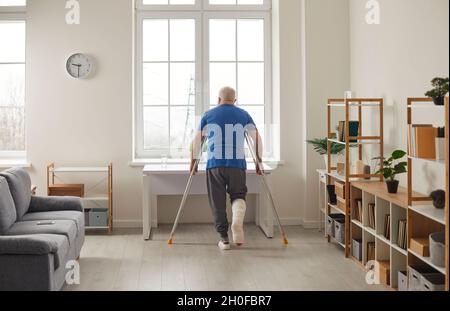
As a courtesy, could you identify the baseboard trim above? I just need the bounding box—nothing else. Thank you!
[113,220,143,228]
[300,219,322,229]
[114,218,305,229]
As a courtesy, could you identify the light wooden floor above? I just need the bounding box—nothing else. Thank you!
[65,225,387,291]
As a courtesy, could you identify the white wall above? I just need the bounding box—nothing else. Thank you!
[349,0,449,194]
[302,0,350,227]
[22,0,351,228]
[26,0,143,227]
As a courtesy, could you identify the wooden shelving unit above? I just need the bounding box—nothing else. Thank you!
[407,97,449,291]
[326,98,384,257]
[350,182,414,289]
[47,163,113,234]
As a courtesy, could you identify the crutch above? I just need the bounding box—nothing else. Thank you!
[245,132,289,246]
[167,140,205,245]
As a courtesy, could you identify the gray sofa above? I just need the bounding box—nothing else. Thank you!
[0,168,85,291]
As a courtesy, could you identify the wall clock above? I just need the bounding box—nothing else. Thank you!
[66,53,92,79]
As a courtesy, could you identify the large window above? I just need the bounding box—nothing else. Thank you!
[0,17,26,160]
[135,0,271,160]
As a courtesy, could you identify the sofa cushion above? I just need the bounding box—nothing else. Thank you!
[23,211,84,233]
[5,220,77,247]
[0,234,69,270]
[0,168,32,220]
[0,177,17,234]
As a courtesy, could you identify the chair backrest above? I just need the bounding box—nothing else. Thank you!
[0,168,31,221]
[0,176,17,234]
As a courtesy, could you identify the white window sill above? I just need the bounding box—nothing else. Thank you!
[129,159,285,167]
[0,160,32,169]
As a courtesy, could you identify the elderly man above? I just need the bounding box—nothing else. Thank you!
[191,86,263,251]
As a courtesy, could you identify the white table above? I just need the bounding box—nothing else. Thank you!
[142,163,275,240]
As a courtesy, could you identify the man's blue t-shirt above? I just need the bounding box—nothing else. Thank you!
[200,105,256,171]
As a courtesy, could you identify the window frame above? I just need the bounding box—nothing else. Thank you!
[0,13,26,161]
[135,11,203,159]
[137,0,271,12]
[134,1,272,161]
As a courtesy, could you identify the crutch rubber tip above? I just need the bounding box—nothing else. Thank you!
[283,238,289,246]
[167,239,173,245]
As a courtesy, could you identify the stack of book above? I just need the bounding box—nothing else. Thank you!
[353,199,363,223]
[367,242,376,261]
[383,215,391,240]
[365,203,376,229]
[397,220,407,250]
[408,125,437,159]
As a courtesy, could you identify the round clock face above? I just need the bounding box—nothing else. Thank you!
[66,53,92,79]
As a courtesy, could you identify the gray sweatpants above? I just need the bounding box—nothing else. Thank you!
[207,168,248,238]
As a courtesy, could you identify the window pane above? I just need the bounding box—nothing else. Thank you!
[238,63,264,106]
[209,0,264,4]
[0,0,25,5]
[209,20,236,62]
[170,106,195,157]
[240,105,265,139]
[0,21,25,62]
[142,0,196,4]
[209,0,235,4]
[209,63,236,105]
[144,107,169,150]
[143,19,168,62]
[237,19,264,61]
[170,63,195,106]
[143,63,168,106]
[170,19,195,62]
[0,64,25,151]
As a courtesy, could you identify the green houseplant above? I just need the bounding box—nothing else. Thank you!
[307,138,346,169]
[373,150,408,194]
[425,77,449,106]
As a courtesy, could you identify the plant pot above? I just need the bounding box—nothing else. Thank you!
[386,180,400,194]
[432,96,445,106]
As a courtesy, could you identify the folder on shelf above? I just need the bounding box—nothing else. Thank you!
[408,125,437,159]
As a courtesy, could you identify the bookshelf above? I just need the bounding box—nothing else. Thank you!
[350,182,412,289]
[47,163,113,234]
[326,98,384,257]
[406,97,449,291]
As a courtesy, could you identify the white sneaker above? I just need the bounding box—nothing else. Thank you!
[218,240,231,251]
[232,199,247,246]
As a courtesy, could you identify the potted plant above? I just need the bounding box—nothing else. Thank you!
[373,150,407,194]
[425,77,449,106]
[307,138,345,169]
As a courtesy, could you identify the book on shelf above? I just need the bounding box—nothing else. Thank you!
[367,242,376,261]
[383,215,390,240]
[408,125,437,159]
[353,199,363,223]
[397,219,407,250]
[337,121,360,142]
[367,203,376,230]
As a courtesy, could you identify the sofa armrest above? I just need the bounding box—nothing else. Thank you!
[0,235,58,255]
[28,196,83,213]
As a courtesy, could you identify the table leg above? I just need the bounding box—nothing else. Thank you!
[143,174,151,240]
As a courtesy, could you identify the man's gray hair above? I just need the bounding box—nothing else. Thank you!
[219,86,236,101]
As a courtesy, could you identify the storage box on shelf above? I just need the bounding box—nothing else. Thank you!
[407,97,449,291]
[326,98,384,257]
[47,163,113,234]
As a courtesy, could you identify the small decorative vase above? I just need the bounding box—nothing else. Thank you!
[386,180,399,194]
